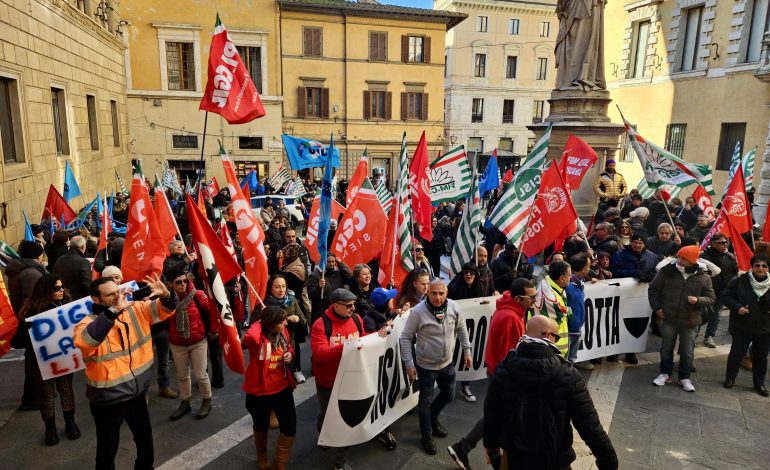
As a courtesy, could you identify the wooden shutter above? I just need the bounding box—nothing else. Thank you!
[297,87,307,117]
[401,35,409,62]
[363,91,371,119]
[421,93,428,120]
[317,28,323,57]
[385,92,392,120]
[423,37,431,63]
[303,28,311,56]
[321,88,330,118]
[401,93,408,120]
[368,34,375,60]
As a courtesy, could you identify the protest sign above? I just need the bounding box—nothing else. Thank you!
[452,296,496,381]
[27,281,138,380]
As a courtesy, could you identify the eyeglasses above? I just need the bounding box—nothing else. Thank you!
[544,331,561,342]
[337,302,355,310]
[754,263,769,268]
[518,294,537,300]
[53,285,64,292]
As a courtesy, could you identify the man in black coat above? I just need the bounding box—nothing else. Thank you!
[700,233,738,347]
[490,242,534,294]
[483,315,618,470]
[53,235,92,300]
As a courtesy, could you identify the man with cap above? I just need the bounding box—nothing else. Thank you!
[610,234,658,283]
[620,193,644,219]
[593,159,627,210]
[649,245,715,392]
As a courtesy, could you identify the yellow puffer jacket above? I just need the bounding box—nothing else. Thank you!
[593,171,628,202]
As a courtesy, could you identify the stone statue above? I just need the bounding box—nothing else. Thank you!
[554,0,607,91]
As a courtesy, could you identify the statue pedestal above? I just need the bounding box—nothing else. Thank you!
[529,89,626,218]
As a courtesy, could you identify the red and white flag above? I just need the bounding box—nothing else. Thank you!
[206,177,221,199]
[346,153,369,207]
[121,163,166,282]
[332,178,387,266]
[409,131,433,241]
[559,134,598,190]
[98,192,112,254]
[199,14,265,124]
[692,184,715,221]
[722,163,753,234]
[305,196,346,265]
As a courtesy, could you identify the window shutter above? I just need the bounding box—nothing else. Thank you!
[421,93,429,120]
[321,88,330,118]
[368,34,374,60]
[383,34,388,60]
[423,37,431,63]
[297,87,307,118]
[401,35,409,62]
[385,92,392,120]
[317,29,323,57]
[401,92,408,120]
[303,29,310,56]
[363,91,371,119]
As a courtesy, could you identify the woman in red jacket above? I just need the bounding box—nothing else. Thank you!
[166,269,220,421]
[243,306,296,470]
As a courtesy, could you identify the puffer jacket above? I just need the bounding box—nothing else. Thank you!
[169,283,219,346]
[593,171,627,201]
[5,258,47,312]
[648,262,715,328]
[589,235,620,257]
[722,274,770,336]
[483,341,618,469]
[53,248,92,300]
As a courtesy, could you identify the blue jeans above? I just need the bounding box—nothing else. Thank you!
[416,363,456,438]
[152,329,171,388]
[660,321,697,379]
[567,331,582,362]
[704,301,723,338]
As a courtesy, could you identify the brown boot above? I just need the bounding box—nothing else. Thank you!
[196,398,211,420]
[269,410,279,429]
[272,434,294,470]
[254,431,269,470]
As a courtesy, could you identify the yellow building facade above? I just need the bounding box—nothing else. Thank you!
[122,0,284,184]
[278,0,466,181]
[0,0,131,244]
[603,0,770,208]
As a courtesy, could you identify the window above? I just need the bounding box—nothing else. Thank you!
[680,7,703,71]
[499,138,513,152]
[502,99,515,124]
[745,0,770,62]
[401,92,428,120]
[166,41,195,90]
[508,19,520,35]
[110,100,120,147]
[532,100,545,124]
[86,94,99,151]
[236,46,263,92]
[506,56,518,79]
[620,124,637,162]
[172,134,199,149]
[472,98,484,123]
[717,123,747,170]
[51,88,70,155]
[298,87,329,118]
[402,35,430,63]
[303,27,323,57]
[364,90,391,120]
[630,21,651,78]
[369,31,387,61]
[235,160,269,179]
[467,137,483,154]
[540,21,550,37]
[474,53,487,77]
[239,136,264,150]
[0,77,22,163]
[664,123,687,157]
[477,16,488,32]
[536,57,548,80]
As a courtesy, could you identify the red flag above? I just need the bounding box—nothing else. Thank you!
[41,185,76,225]
[724,214,753,271]
[121,169,166,282]
[221,149,269,305]
[692,184,715,221]
[409,131,433,241]
[763,200,770,242]
[700,208,727,250]
[0,276,17,358]
[98,193,111,253]
[520,162,578,258]
[722,164,753,234]
[502,168,513,183]
[378,201,410,287]
[199,15,265,124]
[206,177,221,199]
[153,182,179,254]
[305,196,346,264]
[559,134,598,190]
[332,179,387,266]
[346,155,369,207]
[197,186,208,218]
[185,194,245,374]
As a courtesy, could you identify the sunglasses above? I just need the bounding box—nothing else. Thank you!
[518,294,536,300]
[337,302,355,310]
[712,241,727,245]
[414,247,424,252]
[53,285,64,292]
[544,331,561,342]
[173,279,187,285]
[754,263,769,268]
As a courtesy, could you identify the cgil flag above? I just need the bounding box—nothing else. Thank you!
[63,160,81,203]
[724,213,753,272]
[692,184,716,221]
[763,200,770,242]
[379,133,414,286]
[41,185,77,226]
[722,162,753,234]
[409,131,433,241]
[430,145,471,204]
[347,152,369,207]
[281,134,341,171]
[121,162,166,282]
[199,14,265,124]
[332,178,387,267]
[449,169,481,277]
[267,165,291,191]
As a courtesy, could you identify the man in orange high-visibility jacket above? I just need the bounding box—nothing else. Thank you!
[74,274,177,470]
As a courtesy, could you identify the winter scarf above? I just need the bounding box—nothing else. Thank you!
[749,272,770,298]
[175,288,197,339]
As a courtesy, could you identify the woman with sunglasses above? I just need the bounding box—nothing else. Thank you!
[412,243,433,278]
[723,253,770,397]
[447,262,484,301]
[18,274,80,445]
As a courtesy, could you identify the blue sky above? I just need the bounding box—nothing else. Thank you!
[379,0,434,9]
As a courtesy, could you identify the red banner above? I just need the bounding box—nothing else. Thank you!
[559,134,598,190]
[724,214,753,271]
[409,131,433,241]
[305,196,346,264]
[121,171,165,282]
[723,164,752,234]
[332,180,387,266]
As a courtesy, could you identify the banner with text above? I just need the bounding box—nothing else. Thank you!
[452,296,496,381]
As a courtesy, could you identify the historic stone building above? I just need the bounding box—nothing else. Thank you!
[0,0,131,244]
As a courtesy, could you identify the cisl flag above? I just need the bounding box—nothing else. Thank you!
[520,161,578,258]
[692,184,715,221]
[199,14,265,124]
[121,162,166,282]
[305,196,346,265]
[722,163,752,234]
[332,178,387,266]
[559,134,598,190]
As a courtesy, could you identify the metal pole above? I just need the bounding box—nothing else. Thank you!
[197,111,209,188]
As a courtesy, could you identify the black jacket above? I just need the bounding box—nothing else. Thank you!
[53,248,92,300]
[648,262,715,328]
[723,274,770,336]
[6,259,47,312]
[490,251,534,294]
[484,341,618,469]
[307,265,353,322]
[700,248,738,299]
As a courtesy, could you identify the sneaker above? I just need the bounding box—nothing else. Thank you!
[447,442,471,470]
[460,385,476,402]
[653,374,672,386]
[294,371,307,384]
[376,431,397,450]
[421,436,437,455]
[679,378,695,392]
[704,336,716,348]
[432,420,448,438]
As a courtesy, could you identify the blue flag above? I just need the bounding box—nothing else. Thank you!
[478,152,500,196]
[282,134,341,170]
[317,134,335,271]
[23,211,34,241]
[240,170,259,191]
[63,160,81,203]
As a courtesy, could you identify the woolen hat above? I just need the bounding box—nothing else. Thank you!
[18,240,44,259]
[330,288,357,303]
[630,234,645,243]
[677,245,701,265]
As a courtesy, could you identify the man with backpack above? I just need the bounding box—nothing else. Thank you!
[483,315,618,470]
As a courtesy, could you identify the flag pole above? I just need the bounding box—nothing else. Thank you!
[242,274,266,309]
[389,190,402,289]
[197,111,209,188]
[155,174,188,256]
[514,194,539,272]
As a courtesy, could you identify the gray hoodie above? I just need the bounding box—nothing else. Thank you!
[399,298,471,370]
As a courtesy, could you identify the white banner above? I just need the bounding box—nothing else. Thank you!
[27,281,138,380]
[452,296,496,381]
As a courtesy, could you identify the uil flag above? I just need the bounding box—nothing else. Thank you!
[332,178,387,266]
[121,162,166,282]
[153,176,180,253]
[409,131,433,241]
[63,161,81,203]
[281,134,341,170]
[520,162,578,258]
[692,184,716,221]
[22,211,34,242]
[305,196,346,265]
[722,163,753,234]
[0,276,17,358]
[559,134,598,189]
[347,151,369,207]
[199,14,265,124]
